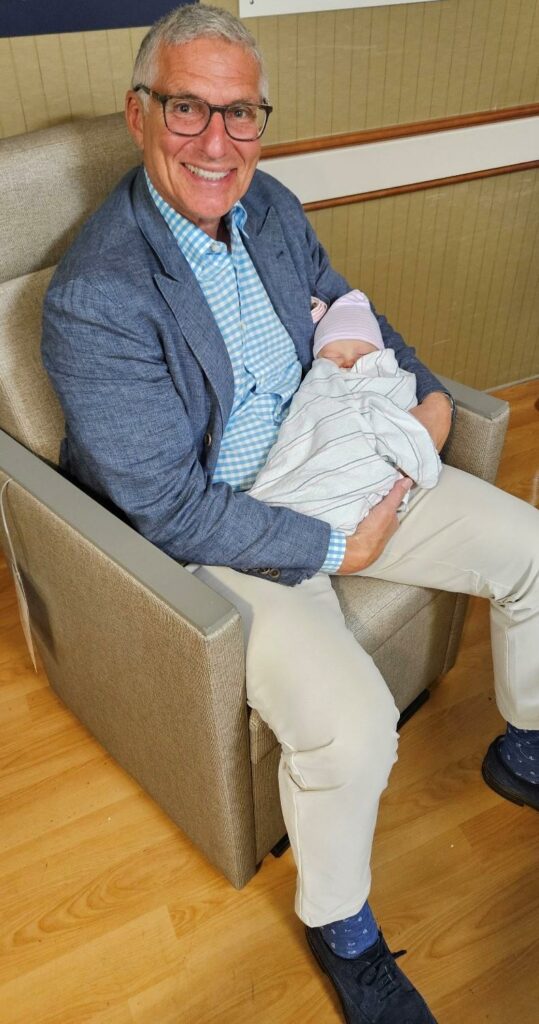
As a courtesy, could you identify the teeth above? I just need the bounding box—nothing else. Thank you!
[185,163,229,181]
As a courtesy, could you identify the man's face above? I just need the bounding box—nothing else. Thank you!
[126,38,263,239]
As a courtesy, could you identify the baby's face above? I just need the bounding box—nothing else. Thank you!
[317,338,377,369]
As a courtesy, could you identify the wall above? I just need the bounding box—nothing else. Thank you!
[1,0,537,388]
[1,0,537,141]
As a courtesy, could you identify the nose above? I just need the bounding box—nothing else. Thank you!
[199,109,229,156]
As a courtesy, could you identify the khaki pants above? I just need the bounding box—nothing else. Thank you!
[195,467,539,926]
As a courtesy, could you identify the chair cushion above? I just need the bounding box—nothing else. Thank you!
[0,113,139,284]
[0,267,64,464]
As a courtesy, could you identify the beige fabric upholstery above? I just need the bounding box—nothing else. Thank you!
[443,404,510,485]
[0,113,511,888]
[0,479,254,889]
[0,114,138,284]
[0,268,63,464]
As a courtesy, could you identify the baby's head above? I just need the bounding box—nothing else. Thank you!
[316,338,378,368]
[313,289,384,368]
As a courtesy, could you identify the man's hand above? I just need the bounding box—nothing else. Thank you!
[337,477,413,574]
[408,392,453,452]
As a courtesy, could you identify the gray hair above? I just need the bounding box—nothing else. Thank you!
[132,3,268,104]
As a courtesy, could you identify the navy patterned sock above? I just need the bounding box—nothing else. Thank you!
[499,724,539,784]
[321,899,379,959]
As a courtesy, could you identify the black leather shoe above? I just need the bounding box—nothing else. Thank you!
[482,736,539,811]
[305,926,437,1023]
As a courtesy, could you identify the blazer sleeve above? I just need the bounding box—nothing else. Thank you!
[41,276,331,587]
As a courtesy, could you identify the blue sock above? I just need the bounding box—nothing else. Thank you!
[321,899,379,959]
[499,724,539,783]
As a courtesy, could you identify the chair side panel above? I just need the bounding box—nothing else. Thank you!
[0,477,256,888]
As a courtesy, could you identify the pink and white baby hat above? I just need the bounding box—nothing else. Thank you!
[313,289,385,358]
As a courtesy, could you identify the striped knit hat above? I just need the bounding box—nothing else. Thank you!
[313,289,384,358]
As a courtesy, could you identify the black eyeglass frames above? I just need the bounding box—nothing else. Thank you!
[134,86,273,141]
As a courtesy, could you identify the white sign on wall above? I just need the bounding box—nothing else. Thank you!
[240,1,440,16]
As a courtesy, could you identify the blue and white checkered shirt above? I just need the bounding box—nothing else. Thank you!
[146,172,346,572]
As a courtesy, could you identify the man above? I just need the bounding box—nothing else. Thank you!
[42,6,539,1023]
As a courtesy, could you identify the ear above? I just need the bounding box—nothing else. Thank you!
[125,91,145,151]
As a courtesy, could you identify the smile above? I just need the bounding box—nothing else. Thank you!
[184,163,232,181]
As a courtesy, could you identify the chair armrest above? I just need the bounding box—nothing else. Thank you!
[0,429,257,887]
[437,375,510,484]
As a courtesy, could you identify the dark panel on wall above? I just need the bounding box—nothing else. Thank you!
[0,1,196,39]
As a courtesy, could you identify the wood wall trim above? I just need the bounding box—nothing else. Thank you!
[261,104,539,159]
[303,161,539,212]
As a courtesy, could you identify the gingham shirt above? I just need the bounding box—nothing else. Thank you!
[146,172,346,572]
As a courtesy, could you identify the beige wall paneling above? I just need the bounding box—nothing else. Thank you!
[381,4,407,127]
[349,7,372,132]
[413,0,442,124]
[417,187,458,380]
[465,175,515,389]
[59,33,94,120]
[33,34,69,126]
[277,15,298,141]
[307,169,539,391]
[106,30,135,112]
[0,39,26,137]
[450,177,501,386]
[314,11,337,138]
[428,0,458,120]
[471,1,508,113]
[295,14,317,139]
[493,174,539,386]
[82,31,117,117]
[243,0,539,142]
[8,36,49,134]
[444,0,476,117]
[396,3,424,125]
[216,0,239,15]
[331,8,354,135]
[2,0,538,139]
[365,3,390,129]
[251,17,279,143]
[509,0,539,106]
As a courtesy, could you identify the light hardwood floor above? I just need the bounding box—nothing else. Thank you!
[0,381,537,1024]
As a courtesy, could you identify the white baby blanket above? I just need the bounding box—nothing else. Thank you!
[248,349,442,534]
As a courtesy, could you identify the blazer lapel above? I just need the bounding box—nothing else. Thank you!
[131,168,234,427]
[243,205,314,367]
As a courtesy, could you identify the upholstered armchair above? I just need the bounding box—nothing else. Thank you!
[0,114,510,888]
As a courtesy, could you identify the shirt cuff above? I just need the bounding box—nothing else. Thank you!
[320,529,347,573]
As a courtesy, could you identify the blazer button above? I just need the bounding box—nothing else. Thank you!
[268,569,281,579]
[203,431,212,448]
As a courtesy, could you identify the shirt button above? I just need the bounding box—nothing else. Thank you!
[204,431,212,448]
[210,242,220,253]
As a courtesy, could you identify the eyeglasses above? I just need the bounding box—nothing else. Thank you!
[134,85,273,141]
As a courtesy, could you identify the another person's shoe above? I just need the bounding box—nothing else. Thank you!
[482,736,539,811]
[305,926,437,1023]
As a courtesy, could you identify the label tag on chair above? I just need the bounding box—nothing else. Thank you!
[0,479,37,672]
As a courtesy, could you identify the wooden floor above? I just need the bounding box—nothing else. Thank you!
[0,380,538,1024]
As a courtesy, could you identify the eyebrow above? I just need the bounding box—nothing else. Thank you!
[162,90,261,105]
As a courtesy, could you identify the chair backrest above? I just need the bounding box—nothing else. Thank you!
[0,113,139,464]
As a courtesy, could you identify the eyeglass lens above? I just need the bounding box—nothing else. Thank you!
[164,96,266,139]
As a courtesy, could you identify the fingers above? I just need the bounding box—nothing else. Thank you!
[377,476,412,514]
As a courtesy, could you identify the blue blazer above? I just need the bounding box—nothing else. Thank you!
[42,166,446,585]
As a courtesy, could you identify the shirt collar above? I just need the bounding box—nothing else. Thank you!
[144,168,248,267]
